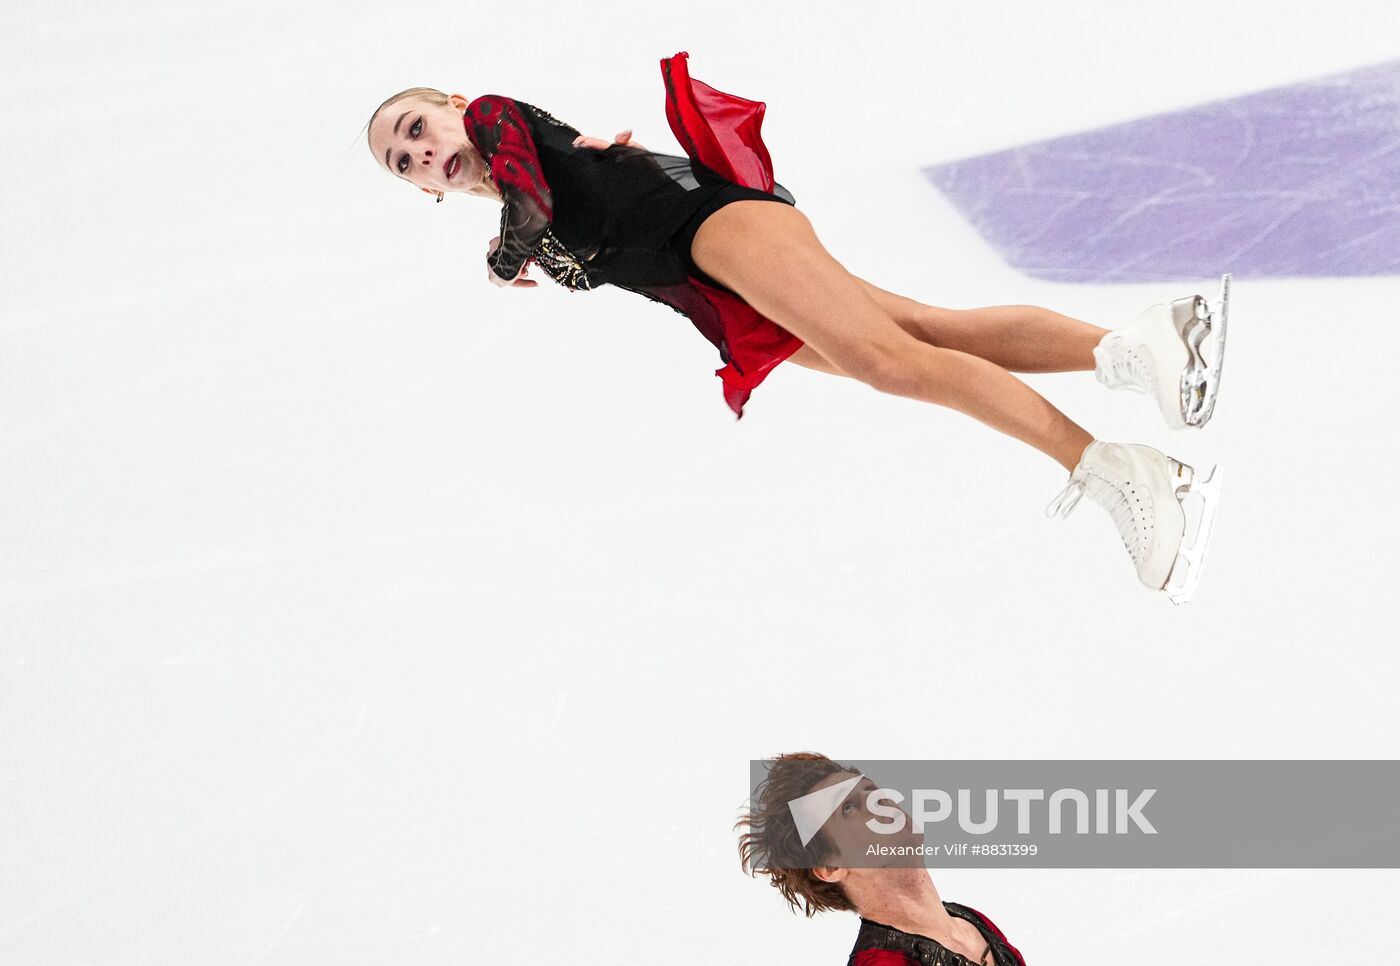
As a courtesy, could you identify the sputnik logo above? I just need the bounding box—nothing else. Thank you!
[788,773,864,847]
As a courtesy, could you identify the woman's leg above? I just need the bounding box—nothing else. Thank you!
[849,276,1109,373]
[691,201,1093,472]
[785,343,849,376]
[784,294,1107,377]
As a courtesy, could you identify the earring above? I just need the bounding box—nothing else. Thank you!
[420,187,445,203]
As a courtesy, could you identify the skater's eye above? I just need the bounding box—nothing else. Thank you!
[395,119,426,174]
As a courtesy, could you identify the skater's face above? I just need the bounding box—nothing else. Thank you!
[369,92,490,196]
[804,772,925,871]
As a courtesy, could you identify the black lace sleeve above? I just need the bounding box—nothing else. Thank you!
[463,94,554,282]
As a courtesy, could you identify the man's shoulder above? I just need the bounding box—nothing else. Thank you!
[945,902,1027,966]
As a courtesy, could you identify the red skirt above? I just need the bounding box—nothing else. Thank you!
[659,51,805,419]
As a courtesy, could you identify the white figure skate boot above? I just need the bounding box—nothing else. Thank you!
[1045,440,1223,604]
[1094,273,1230,429]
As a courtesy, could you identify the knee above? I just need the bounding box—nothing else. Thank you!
[844,347,922,397]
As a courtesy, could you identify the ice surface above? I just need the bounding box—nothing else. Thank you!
[925,58,1400,282]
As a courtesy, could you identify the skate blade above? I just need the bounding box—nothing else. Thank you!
[1162,464,1223,604]
[1181,274,1230,429]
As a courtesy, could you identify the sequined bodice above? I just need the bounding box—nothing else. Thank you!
[465,95,791,295]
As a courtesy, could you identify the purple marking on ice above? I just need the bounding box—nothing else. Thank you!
[924,59,1400,282]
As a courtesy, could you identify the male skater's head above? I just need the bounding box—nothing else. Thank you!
[736,752,1025,965]
[735,752,928,916]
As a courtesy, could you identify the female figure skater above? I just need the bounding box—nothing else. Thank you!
[364,52,1228,603]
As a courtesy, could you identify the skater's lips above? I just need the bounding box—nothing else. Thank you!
[444,152,460,179]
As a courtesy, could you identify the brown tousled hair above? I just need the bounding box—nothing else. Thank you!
[736,752,859,917]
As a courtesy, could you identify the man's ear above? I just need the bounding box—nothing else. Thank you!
[811,864,847,885]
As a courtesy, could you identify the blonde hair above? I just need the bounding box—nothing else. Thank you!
[363,87,499,201]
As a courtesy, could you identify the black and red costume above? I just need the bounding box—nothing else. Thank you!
[462,51,804,418]
[848,903,1028,966]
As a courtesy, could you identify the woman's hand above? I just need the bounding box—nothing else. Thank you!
[486,236,539,288]
[571,129,647,152]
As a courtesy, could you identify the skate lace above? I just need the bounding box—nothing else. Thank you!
[1103,346,1154,392]
[1045,479,1085,518]
[1045,473,1143,562]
